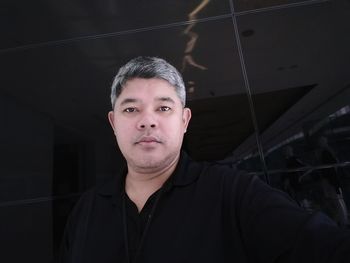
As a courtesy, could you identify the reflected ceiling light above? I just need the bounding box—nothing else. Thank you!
[188,87,195,93]
[181,0,210,73]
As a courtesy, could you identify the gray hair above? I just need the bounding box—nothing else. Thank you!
[110,56,186,108]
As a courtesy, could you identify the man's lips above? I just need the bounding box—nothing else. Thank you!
[135,136,161,144]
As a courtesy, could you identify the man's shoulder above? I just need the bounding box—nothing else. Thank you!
[196,159,253,182]
[184,157,257,193]
[183,152,244,176]
[69,188,97,219]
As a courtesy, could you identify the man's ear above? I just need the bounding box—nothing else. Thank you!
[108,111,117,134]
[182,107,192,132]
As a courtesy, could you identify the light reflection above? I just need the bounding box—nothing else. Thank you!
[181,0,209,77]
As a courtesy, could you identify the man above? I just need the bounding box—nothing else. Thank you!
[60,56,350,263]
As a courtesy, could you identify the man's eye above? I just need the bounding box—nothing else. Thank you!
[124,108,136,113]
[159,106,171,112]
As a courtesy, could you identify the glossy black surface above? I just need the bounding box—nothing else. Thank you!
[237,0,350,169]
[236,0,350,221]
[232,0,327,12]
[0,197,80,263]
[1,0,231,50]
[1,17,252,163]
[1,0,350,261]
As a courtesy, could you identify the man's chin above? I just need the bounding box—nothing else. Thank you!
[135,158,163,170]
[127,152,177,172]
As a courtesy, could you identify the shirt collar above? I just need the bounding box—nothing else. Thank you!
[172,151,202,186]
[96,151,202,201]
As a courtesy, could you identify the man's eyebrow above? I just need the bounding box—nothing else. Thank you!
[119,97,175,106]
[155,96,175,103]
[119,98,139,106]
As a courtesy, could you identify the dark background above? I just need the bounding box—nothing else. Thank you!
[1,0,350,262]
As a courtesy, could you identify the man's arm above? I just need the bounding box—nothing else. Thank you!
[232,173,350,263]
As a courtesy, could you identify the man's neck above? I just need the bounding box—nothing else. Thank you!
[125,159,178,212]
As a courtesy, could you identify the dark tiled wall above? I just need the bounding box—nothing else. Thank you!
[1,0,350,262]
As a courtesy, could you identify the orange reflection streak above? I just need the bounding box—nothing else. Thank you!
[189,0,210,19]
[181,0,210,73]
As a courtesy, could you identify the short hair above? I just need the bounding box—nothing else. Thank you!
[110,56,186,108]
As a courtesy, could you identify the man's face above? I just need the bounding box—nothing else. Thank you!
[108,78,191,173]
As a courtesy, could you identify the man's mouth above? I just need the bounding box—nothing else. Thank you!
[135,136,161,145]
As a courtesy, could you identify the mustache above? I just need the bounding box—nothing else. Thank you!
[134,135,162,144]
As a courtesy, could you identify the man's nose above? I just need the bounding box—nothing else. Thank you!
[137,114,157,129]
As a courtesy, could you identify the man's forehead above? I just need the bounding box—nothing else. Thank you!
[115,89,180,108]
[123,77,174,88]
[117,78,178,99]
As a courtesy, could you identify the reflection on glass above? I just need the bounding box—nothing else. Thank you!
[181,0,209,94]
[263,104,350,227]
[233,0,318,12]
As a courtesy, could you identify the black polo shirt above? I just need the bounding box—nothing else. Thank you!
[124,171,175,263]
[60,152,350,263]
[124,190,161,263]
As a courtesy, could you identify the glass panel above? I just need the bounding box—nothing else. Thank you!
[237,0,350,223]
[0,94,54,202]
[232,0,325,12]
[1,0,231,50]
[0,196,80,263]
[1,17,259,168]
[0,93,94,202]
[237,0,350,167]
